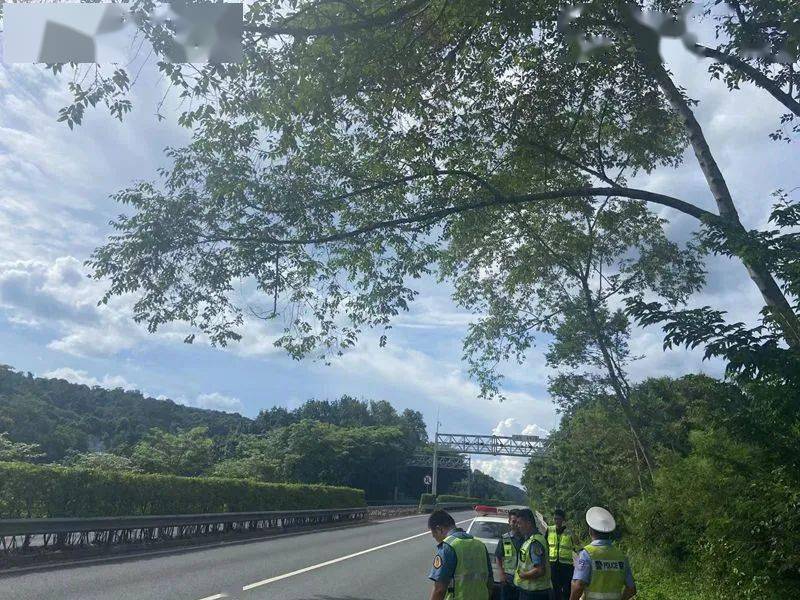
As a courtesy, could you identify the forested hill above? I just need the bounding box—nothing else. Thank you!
[461,470,528,505]
[0,365,250,458]
[0,365,526,502]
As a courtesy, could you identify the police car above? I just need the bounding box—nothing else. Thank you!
[466,505,548,593]
[465,507,510,587]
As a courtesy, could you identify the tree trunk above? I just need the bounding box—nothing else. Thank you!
[625,14,800,348]
[579,278,655,478]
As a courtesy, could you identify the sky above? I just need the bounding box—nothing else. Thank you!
[0,26,797,487]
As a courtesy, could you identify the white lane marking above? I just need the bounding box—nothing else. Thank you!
[242,518,472,591]
[197,594,228,600]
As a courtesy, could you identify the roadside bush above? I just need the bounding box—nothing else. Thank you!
[627,430,800,598]
[0,461,365,518]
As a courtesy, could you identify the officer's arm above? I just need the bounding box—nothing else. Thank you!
[621,560,636,599]
[621,585,637,600]
[569,579,586,600]
[495,555,507,583]
[485,548,494,592]
[518,541,546,579]
[494,542,508,583]
[429,580,448,600]
[517,562,545,580]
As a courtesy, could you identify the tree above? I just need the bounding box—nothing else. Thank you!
[450,470,527,503]
[0,367,249,460]
[209,435,281,481]
[629,196,800,384]
[130,427,215,476]
[65,451,141,472]
[0,431,45,462]
[262,420,410,499]
[253,406,294,432]
[524,374,800,596]
[36,2,797,370]
[446,194,703,472]
[522,374,737,520]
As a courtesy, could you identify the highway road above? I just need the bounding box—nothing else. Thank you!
[0,510,475,600]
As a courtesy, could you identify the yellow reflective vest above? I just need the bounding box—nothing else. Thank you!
[443,533,491,600]
[546,524,577,565]
[583,543,628,600]
[514,533,552,592]
[500,533,519,575]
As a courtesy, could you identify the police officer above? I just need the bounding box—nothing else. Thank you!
[570,507,636,600]
[428,509,493,600]
[513,508,553,600]
[495,508,523,600]
[547,509,580,600]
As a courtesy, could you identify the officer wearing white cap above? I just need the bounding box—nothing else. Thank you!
[569,507,636,600]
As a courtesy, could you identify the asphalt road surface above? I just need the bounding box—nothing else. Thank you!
[0,510,476,600]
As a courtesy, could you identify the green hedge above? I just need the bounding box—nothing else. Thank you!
[0,462,365,518]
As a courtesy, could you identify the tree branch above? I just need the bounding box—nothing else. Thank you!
[201,185,719,246]
[245,0,431,39]
[691,43,800,117]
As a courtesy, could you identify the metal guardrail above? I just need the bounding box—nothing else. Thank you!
[0,505,420,559]
[418,502,477,513]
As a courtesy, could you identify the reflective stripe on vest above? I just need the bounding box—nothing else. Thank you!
[546,525,574,564]
[443,534,490,600]
[584,543,627,600]
[501,535,518,574]
[513,533,552,591]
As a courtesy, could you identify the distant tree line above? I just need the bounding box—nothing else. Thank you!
[0,366,524,502]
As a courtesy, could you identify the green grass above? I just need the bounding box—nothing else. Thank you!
[626,547,719,600]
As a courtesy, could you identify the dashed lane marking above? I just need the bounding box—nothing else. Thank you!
[241,518,472,592]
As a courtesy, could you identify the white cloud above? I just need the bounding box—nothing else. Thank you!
[473,456,528,488]
[0,257,150,356]
[393,294,477,330]
[492,418,549,438]
[332,337,555,433]
[0,257,100,324]
[42,367,243,414]
[0,256,248,358]
[471,418,550,487]
[43,367,136,390]
[191,392,245,413]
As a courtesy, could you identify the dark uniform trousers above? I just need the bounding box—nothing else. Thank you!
[549,561,574,600]
[517,591,552,600]
[500,580,520,600]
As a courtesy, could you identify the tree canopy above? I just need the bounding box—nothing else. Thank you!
[37,1,797,380]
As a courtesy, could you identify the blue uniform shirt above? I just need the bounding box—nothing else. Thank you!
[527,537,546,567]
[429,528,493,584]
[573,540,635,587]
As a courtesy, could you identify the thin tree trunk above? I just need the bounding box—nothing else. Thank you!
[579,278,655,477]
[625,14,800,348]
[631,433,645,493]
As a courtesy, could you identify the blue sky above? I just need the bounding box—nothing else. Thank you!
[0,33,797,485]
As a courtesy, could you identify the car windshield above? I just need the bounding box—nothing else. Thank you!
[469,521,510,540]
